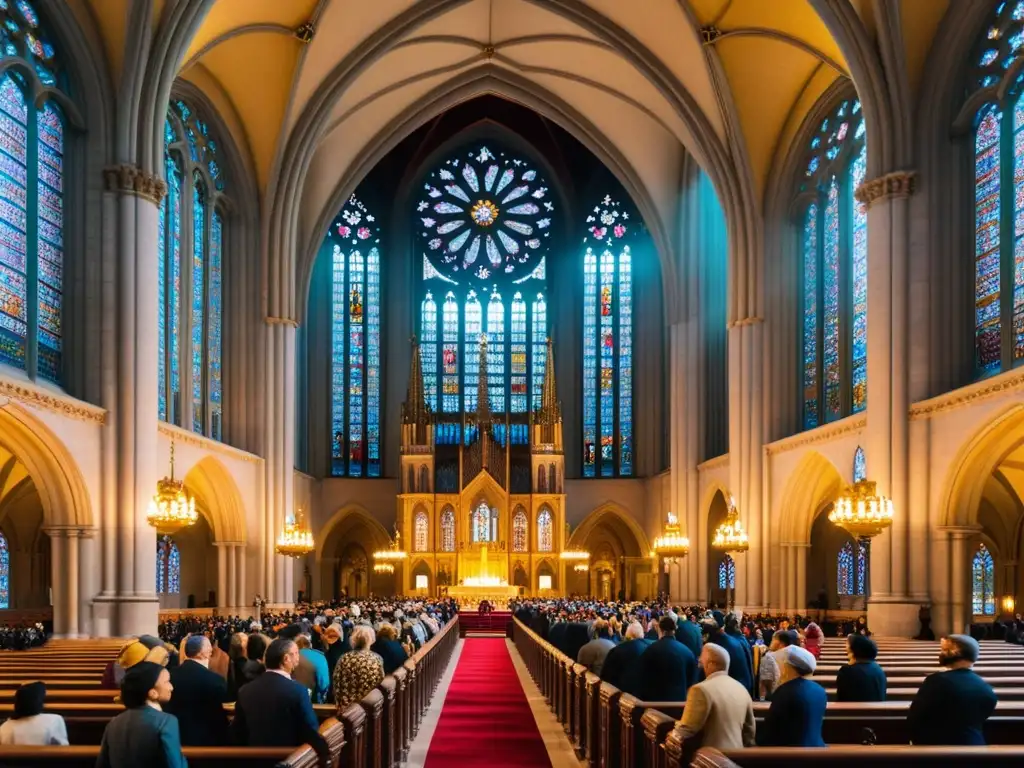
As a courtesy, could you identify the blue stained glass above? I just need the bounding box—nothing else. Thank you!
[510,292,527,412]
[0,532,8,608]
[167,539,180,594]
[168,156,182,426]
[207,210,222,440]
[472,504,490,542]
[190,175,204,433]
[583,248,597,476]
[537,508,553,552]
[972,544,996,615]
[421,292,438,411]
[157,156,167,421]
[718,555,735,589]
[618,246,632,475]
[464,291,481,411]
[837,541,855,595]
[802,202,819,429]
[853,446,866,482]
[348,250,364,477]
[0,75,25,371]
[487,291,505,411]
[599,250,614,477]
[156,537,165,593]
[442,292,459,412]
[850,147,867,412]
[531,293,546,412]
[366,247,380,477]
[330,245,346,475]
[975,108,1003,374]
[823,178,841,421]
[856,542,867,595]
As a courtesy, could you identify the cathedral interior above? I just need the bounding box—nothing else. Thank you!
[0,0,1023,638]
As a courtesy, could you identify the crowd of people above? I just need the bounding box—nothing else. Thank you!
[0,597,457,766]
[0,623,46,651]
[512,597,998,750]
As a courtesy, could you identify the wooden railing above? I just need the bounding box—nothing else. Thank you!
[511,618,1024,768]
[0,615,459,767]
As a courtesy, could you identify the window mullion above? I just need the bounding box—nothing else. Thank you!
[179,156,195,433]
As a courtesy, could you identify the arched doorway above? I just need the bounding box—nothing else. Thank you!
[338,543,369,598]
[0,446,50,612]
[706,491,729,606]
[808,503,867,613]
[316,507,393,599]
[565,505,651,600]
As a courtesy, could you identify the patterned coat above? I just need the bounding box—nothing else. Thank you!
[333,649,385,710]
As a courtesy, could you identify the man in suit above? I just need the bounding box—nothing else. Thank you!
[908,634,997,745]
[677,643,756,750]
[600,621,652,694]
[835,633,887,702]
[756,645,827,747]
[97,661,187,768]
[233,637,330,766]
[637,616,697,702]
[165,634,229,746]
[577,619,616,676]
[707,614,754,697]
[674,612,703,661]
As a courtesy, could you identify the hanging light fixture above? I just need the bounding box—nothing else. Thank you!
[573,562,589,574]
[146,440,198,535]
[373,526,408,562]
[276,508,315,558]
[829,480,894,540]
[712,497,749,552]
[373,562,395,575]
[652,513,690,564]
[559,550,590,561]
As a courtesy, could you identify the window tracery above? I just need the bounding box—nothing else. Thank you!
[440,507,455,552]
[537,507,553,552]
[414,509,428,552]
[513,507,528,552]
[718,554,735,589]
[972,543,996,615]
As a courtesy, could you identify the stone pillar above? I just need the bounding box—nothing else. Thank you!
[942,526,981,635]
[857,172,918,636]
[226,544,237,613]
[795,543,809,614]
[48,532,66,636]
[66,531,80,637]
[217,544,228,612]
[264,319,297,605]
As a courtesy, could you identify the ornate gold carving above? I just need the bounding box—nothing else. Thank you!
[765,415,866,455]
[157,423,262,464]
[0,378,106,423]
[909,369,1024,420]
[264,316,299,327]
[854,171,916,208]
[103,164,168,205]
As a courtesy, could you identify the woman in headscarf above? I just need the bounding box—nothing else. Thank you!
[803,622,823,659]
[0,682,68,745]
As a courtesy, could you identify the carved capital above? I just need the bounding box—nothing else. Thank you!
[264,315,299,328]
[103,164,168,205]
[854,170,916,208]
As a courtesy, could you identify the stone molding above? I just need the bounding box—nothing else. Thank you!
[765,414,866,456]
[727,316,764,329]
[0,376,106,423]
[265,315,299,328]
[697,453,729,472]
[909,368,1024,420]
[103,164,167,205]
[854,170,916,208]
[157,422,262,465]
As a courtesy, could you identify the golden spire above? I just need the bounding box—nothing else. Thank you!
[538,336,561,426]
[402,334,430,426]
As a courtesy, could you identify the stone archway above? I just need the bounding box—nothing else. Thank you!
[566,504,650,600]
[316,506,393,600]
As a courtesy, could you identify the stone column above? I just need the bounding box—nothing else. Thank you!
[795,543,809,614]
[234,545,246,611]
[66,530,80,637]
[856,172,918,636]
[942,526,981,634]
[264,319,297,605]
[217,544,228,612]
[48,532,66,636]
[226,544,238,613]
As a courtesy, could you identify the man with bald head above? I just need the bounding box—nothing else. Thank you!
[677,643,756,750]
[165,634,229,746]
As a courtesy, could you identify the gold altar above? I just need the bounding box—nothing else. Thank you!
[448,545,519,603]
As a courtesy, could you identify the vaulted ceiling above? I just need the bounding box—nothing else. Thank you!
[74,0,956,246]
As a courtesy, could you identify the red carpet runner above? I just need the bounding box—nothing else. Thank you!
[424,638,552,767]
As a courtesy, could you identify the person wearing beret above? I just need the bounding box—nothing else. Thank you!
[96,661,187,768]
[909,634,998,745]
[755,645,827,747]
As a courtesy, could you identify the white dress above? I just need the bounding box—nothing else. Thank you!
[0,713,69,745]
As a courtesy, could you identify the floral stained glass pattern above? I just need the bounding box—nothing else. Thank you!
[329,195,382,477]
[167,540,180,594]
[36,102,62,382]
[421,293,438,411]
[440,507,455,552]
[442,292,459,412]
[972,543,995,615]
[464,291,482,412]
[975,107,1002,374]
[802,203,819,428]
[156,535,180,595]
[853,446,866,482]
[850,148,868,412]
[0,76,28,372]
[531,293,547,411]
[191,176,205,433]
[510,292,527,412]
[472,503,491,543]
[856,542,867,596]
[583,249,597,476]
[487,291,505,411]
[0,532,8,609]
[414,510,428,552]
[1014,93,1024,361]
[718,555,735,589]
[823,178,841,421]
[618,247,633,475]
[513,507,528,552]
[970,0,1024,92]
[837,541,855,595]
[537,507,553,552]
[208,210,222,440]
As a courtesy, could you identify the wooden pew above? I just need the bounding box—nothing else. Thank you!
[679,745,1024,767]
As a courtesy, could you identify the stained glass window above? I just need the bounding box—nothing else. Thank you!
[0,532,8,609]
[972,543,996,615]
[537,507,553,552]
[328,195,382,477]
[968,2,1024,374]
[0,3,66,382]
[472,503,491,543]
[856,541,867,595]
[800,99,868,429]
[159,100,225,439]
[419,144,550,416]
[512,507,528,552]
[414,509,429,552]
[837,541,855,595]
[156,535,180,595]
[853,446,866,482]
[583,195,635,477]
[440,507,455,552]
[421,293,438,411]
[531,293,547,411]
[718,554,735,589]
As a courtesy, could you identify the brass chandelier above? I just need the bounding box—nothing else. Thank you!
[276,508,315,558]
[829,480,894,540]
[373,526,408,562]
[559,550,590,562]
[652,513,690,562]
[373,562,395,575]
[146,441,198,535]
[712,497,749,553]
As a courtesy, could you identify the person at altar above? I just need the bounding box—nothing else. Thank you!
[478,600,493,615]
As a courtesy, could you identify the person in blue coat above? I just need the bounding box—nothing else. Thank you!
[835,633,887,702]
[707,614,754,697]
[637,616,697,702]
[600,621,652,695]
[908,634,997,745]
[674,612,703,660]
[371,624,409,676]
[756,645,827,747]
